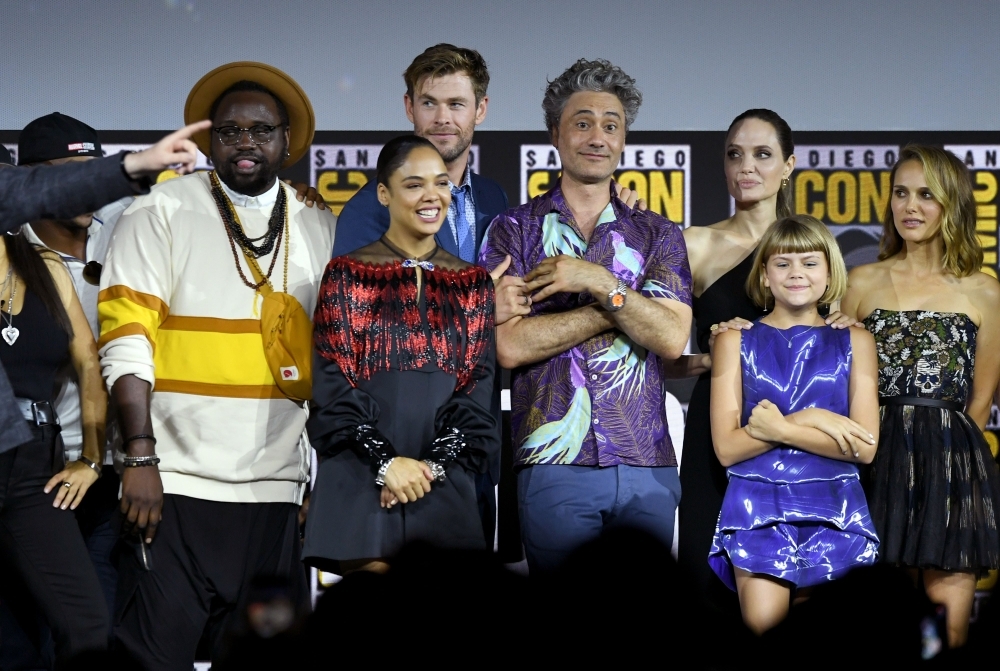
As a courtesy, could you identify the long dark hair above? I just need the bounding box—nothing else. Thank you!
[727,109,795,219]
[3,233,72,334]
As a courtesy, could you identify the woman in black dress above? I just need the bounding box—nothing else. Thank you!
[667,110,796,606]
[303,136,499,573]
[841,145,1000,647]
[0,230,109,661]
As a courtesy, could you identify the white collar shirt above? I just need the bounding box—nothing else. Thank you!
[218,177,280,210]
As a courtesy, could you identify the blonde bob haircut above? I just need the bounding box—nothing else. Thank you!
[746,215,848,309]
[879,145,981,277]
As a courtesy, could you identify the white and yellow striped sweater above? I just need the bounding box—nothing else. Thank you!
[98,172,336,504]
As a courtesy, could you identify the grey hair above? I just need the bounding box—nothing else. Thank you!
[542,58,642,134]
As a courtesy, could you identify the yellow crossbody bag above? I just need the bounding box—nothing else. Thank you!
[236,196,314,403]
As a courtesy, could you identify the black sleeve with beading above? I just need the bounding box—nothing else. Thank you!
[306,351,397,476]
[427,325,499,475]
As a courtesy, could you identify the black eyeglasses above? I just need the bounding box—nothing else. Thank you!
[212,124,283,146]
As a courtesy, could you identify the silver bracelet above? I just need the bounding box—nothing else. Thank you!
[423,460,446,482]
[375,458,394,486]
[77,456,102,478]
[123,454,160,468]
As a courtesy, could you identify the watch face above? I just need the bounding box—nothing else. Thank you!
[610,292,626,308]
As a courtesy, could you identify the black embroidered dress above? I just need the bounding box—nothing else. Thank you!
[303,251,498,567]
[864,309,1000,573]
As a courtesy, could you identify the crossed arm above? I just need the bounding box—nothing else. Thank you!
[710,327,880,467]
[495,255,692,369]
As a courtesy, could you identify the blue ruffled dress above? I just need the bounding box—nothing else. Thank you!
[708,323,879,590]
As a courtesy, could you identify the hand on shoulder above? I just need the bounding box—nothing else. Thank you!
[712,325,743,350]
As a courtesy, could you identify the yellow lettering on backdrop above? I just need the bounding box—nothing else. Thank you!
[826,172,857,224]
[858,172,890,223]
[648,171,684,224]
[317,171,368,215]
[528,171,554,199]
[795,171,825,219]
[616,171,647,202]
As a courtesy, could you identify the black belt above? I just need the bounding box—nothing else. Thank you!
[15,398,58,426]
[879,396,964,412]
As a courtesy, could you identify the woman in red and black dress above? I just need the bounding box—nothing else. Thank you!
[303,136,498,574]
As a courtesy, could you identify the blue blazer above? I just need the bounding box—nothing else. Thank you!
[331,172,509,259]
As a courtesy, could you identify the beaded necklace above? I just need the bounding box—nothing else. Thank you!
[209,171,289,291]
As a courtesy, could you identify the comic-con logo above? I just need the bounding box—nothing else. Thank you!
[945,145,999,279]
[311,145,480,216]
[791,146,899,268]
[520,145,691,227]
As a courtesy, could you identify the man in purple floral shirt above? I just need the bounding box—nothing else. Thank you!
[480,59,693,572]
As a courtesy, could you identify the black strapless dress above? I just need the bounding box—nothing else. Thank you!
[677,249,764,603]
[864,309,1000,574]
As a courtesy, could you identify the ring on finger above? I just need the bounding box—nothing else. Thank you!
[63,482,72,488]
[710,324,719,331]
[523,295,531,306]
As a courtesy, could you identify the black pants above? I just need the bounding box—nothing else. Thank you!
[0,424,107,663]
[113,494,307,671]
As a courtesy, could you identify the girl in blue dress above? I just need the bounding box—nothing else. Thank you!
[708,215,881,634]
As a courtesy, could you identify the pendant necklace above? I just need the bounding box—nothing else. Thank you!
[771,324,818,349]
[380,235,439,271]
[1,267,19,346]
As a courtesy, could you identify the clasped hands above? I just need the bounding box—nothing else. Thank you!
[745,400,875,459]
[491,254,618,325]
[380,457,436,509]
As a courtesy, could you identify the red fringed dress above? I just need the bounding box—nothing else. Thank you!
[302,256,498,566]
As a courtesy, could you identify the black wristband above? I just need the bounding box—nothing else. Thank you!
[123,433,156,447]
[119,151,153,191]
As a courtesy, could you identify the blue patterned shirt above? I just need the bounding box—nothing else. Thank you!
[448,163,477,262]
[480,182,692,469]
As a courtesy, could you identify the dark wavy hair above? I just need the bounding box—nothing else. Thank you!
[727,109,795,219]
[3,233,72,334]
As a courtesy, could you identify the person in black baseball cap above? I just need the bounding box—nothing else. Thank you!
[19,113,104,261]
[18,112,103,165]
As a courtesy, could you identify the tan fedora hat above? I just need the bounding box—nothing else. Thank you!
[185,61,315,168]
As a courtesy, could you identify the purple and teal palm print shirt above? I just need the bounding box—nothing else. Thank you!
[480,182,692,469]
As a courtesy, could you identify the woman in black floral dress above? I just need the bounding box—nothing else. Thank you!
[842,145,1000,648]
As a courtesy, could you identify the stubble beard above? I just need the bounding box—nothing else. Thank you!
[428,123,474,166]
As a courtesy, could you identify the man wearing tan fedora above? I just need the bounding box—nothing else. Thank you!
[98,62,335,669]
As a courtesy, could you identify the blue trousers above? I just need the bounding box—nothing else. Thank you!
[517,464,681,573]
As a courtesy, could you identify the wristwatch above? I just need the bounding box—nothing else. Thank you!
[604,279,628,312]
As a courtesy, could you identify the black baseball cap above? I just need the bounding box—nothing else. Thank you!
[18,112,102,165]
[0,144,12,166]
